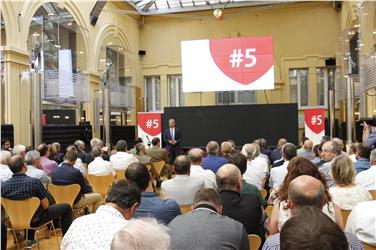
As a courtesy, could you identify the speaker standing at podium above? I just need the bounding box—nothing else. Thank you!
[163,119,182,164]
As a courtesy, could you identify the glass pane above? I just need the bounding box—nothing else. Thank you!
[154,77,161,110]
[289,69,297,103]
[145,77,153,111]
[178,75,184,106]
[300,69,308,106]
[168,76,176,107]
[316,68,325,106]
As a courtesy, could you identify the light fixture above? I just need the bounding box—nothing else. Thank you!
[48,13,54,16]
[67,22,72,26]
[64,116,70,119]
[373,31,376,34]
[79,51,84,54]
[32,32,40,37]
[213,9,223,20]
[354,24,360,28]
[54,44,61,48]
[107,42,113,46]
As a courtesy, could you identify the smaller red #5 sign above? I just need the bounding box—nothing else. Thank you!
[138,113,161,137]
[304,109,325,134]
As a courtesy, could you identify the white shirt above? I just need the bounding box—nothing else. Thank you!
[329,185,372,210]
[243,156,269,189]
[0,164,13,182]
[161,175,204,205]
[110,151,138,170]
[349,154,357,163]
[170,128,175,140]
[26,165,51,186]
[61,205,128,250]
[88,157,115,176]
[319,159,335,188]
[269,160,289,189]
[190,164,217,188]
[345,201,376,246]
[356,165,376,190]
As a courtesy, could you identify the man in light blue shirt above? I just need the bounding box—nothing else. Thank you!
[25,150,51,186]
[354,143,371,174]
[202,141,228,173]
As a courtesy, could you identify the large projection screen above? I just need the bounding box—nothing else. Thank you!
[163,104,298,148]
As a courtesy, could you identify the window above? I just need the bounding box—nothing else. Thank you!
[289,69,308,107]
[316,68,336,107]
[168,75,184,107]
[216,90,256,105]
[144,76,161,111]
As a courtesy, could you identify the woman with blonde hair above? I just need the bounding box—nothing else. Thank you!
[329,155,371,210]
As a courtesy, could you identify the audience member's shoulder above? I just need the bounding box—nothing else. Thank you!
[161,198,180,209]
[344,232,363,249]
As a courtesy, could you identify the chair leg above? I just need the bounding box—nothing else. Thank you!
[36,229,40,250]
[25,229,28,250]
[11,229,20,250]
[50,221,60,247]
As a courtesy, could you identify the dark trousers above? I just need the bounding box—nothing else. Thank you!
[28,204,72,241]
[1,222,6,250]
[168,146,181,164]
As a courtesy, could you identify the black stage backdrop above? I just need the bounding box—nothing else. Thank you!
[163,104,298,148]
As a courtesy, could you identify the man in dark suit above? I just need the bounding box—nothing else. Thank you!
[217,164,264,239]
[163,119,182,164]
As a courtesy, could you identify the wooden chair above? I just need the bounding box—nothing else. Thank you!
[363,242,376,250]
[370,190,376,200]
[2,197,59,250]
[145,163,152,171]
[179,205,193,214]
[264,205,274,218]
[341,209,351,227]
[248,234,261,250]
[151,160,166,178]
[47,184,80,208]
[87,174,114,198]
[115,170,126,180]
[259,188,267,200]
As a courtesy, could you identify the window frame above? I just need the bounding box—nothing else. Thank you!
[144,75,161,112]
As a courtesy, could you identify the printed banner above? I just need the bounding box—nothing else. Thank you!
[181,36,274,92]
[304,108,325,145]
[137,112,162,148]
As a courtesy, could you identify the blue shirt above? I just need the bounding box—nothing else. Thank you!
[354,158,370,174]
[134,192,181,224]
[51,163,92,203]
[202,155,228,173]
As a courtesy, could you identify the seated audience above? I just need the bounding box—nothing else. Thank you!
[61,180,140,250]
[263,175,361,250]
[254,138,271,164]
[345,201,376,246]
[348,142,358,163]
[297,139,315,160]
[129,137,143,155]
[145,137,169,163]
[52,150,102,212]
[354,143,371,173]
[0,150,13,182]
[356,148,376,190]
[134,143,152,165]
[221,141,233,161]
[188,148,216,188]
[270,138,287,164]
[88,146,115,176]
[242,143,268,189]
[329,155,371,210]
[12,144,26,157]
[110,140,138,171]
[111,218,170,250]
[64,145,87,176]
[161,155,204,205]
[37,143,58,175]
[263,206,362,250]
[314,142,327,167]
[332,137,347,155]
[125,162,181,224]
[228,153,264,203]
[269,157,343,234]
[202,141,228,173]
[168,188,249,250]
[74,140,88,164]
[1,139,12,152]
[51,142,64,164]
[2,155,72,247]
[217,164,263,237]
[311,144,321,164]
[296,136,308,155]
[86,138,110,163]
[25,150,51,186]
[269,143,296,189]
[319,140,342,187]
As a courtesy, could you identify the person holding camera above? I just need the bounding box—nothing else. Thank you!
[363,121,376,149]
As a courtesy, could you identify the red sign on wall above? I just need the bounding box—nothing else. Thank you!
[137,112,162,147]
[304,108,325,145]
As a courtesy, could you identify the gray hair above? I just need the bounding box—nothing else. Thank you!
[90,138,103,148]
[13,144,26,155]
[370,149,376,163]
[74,140,85,148]
[0,150,11,165]
[206,141,219,155]
[241,143,260,160]
[25,150,41,165]
[111,218,170,250]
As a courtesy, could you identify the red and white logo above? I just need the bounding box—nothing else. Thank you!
[304,108,325,145]
[181,36,274,92]
[137,112,162,147]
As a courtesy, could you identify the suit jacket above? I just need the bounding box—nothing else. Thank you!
[220,190,263,238]
[163,127,182,151]
[146,146,169,163]
[161,175,204,205]
[168,207,249,250]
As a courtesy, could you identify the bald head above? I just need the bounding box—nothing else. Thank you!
[278,138,288,149]
[0,150,11,165]
[188,148,203,165]
[303,140,314,151]
[288,175,325,212]
[216,164,242,191]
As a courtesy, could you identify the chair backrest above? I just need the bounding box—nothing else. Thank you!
[179,205,192,214]
[363,242,376,250]
[115,170,126,180]
[259,188,267,200]
[264,205,274,218]
[47,184,80,207]
[248,234,261,250]
[145,163,152,171]
[341,209,351,227]
[87,174,114,197]
[370,190,376,200]
[151,160,166,176]
[1,197,40,230]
